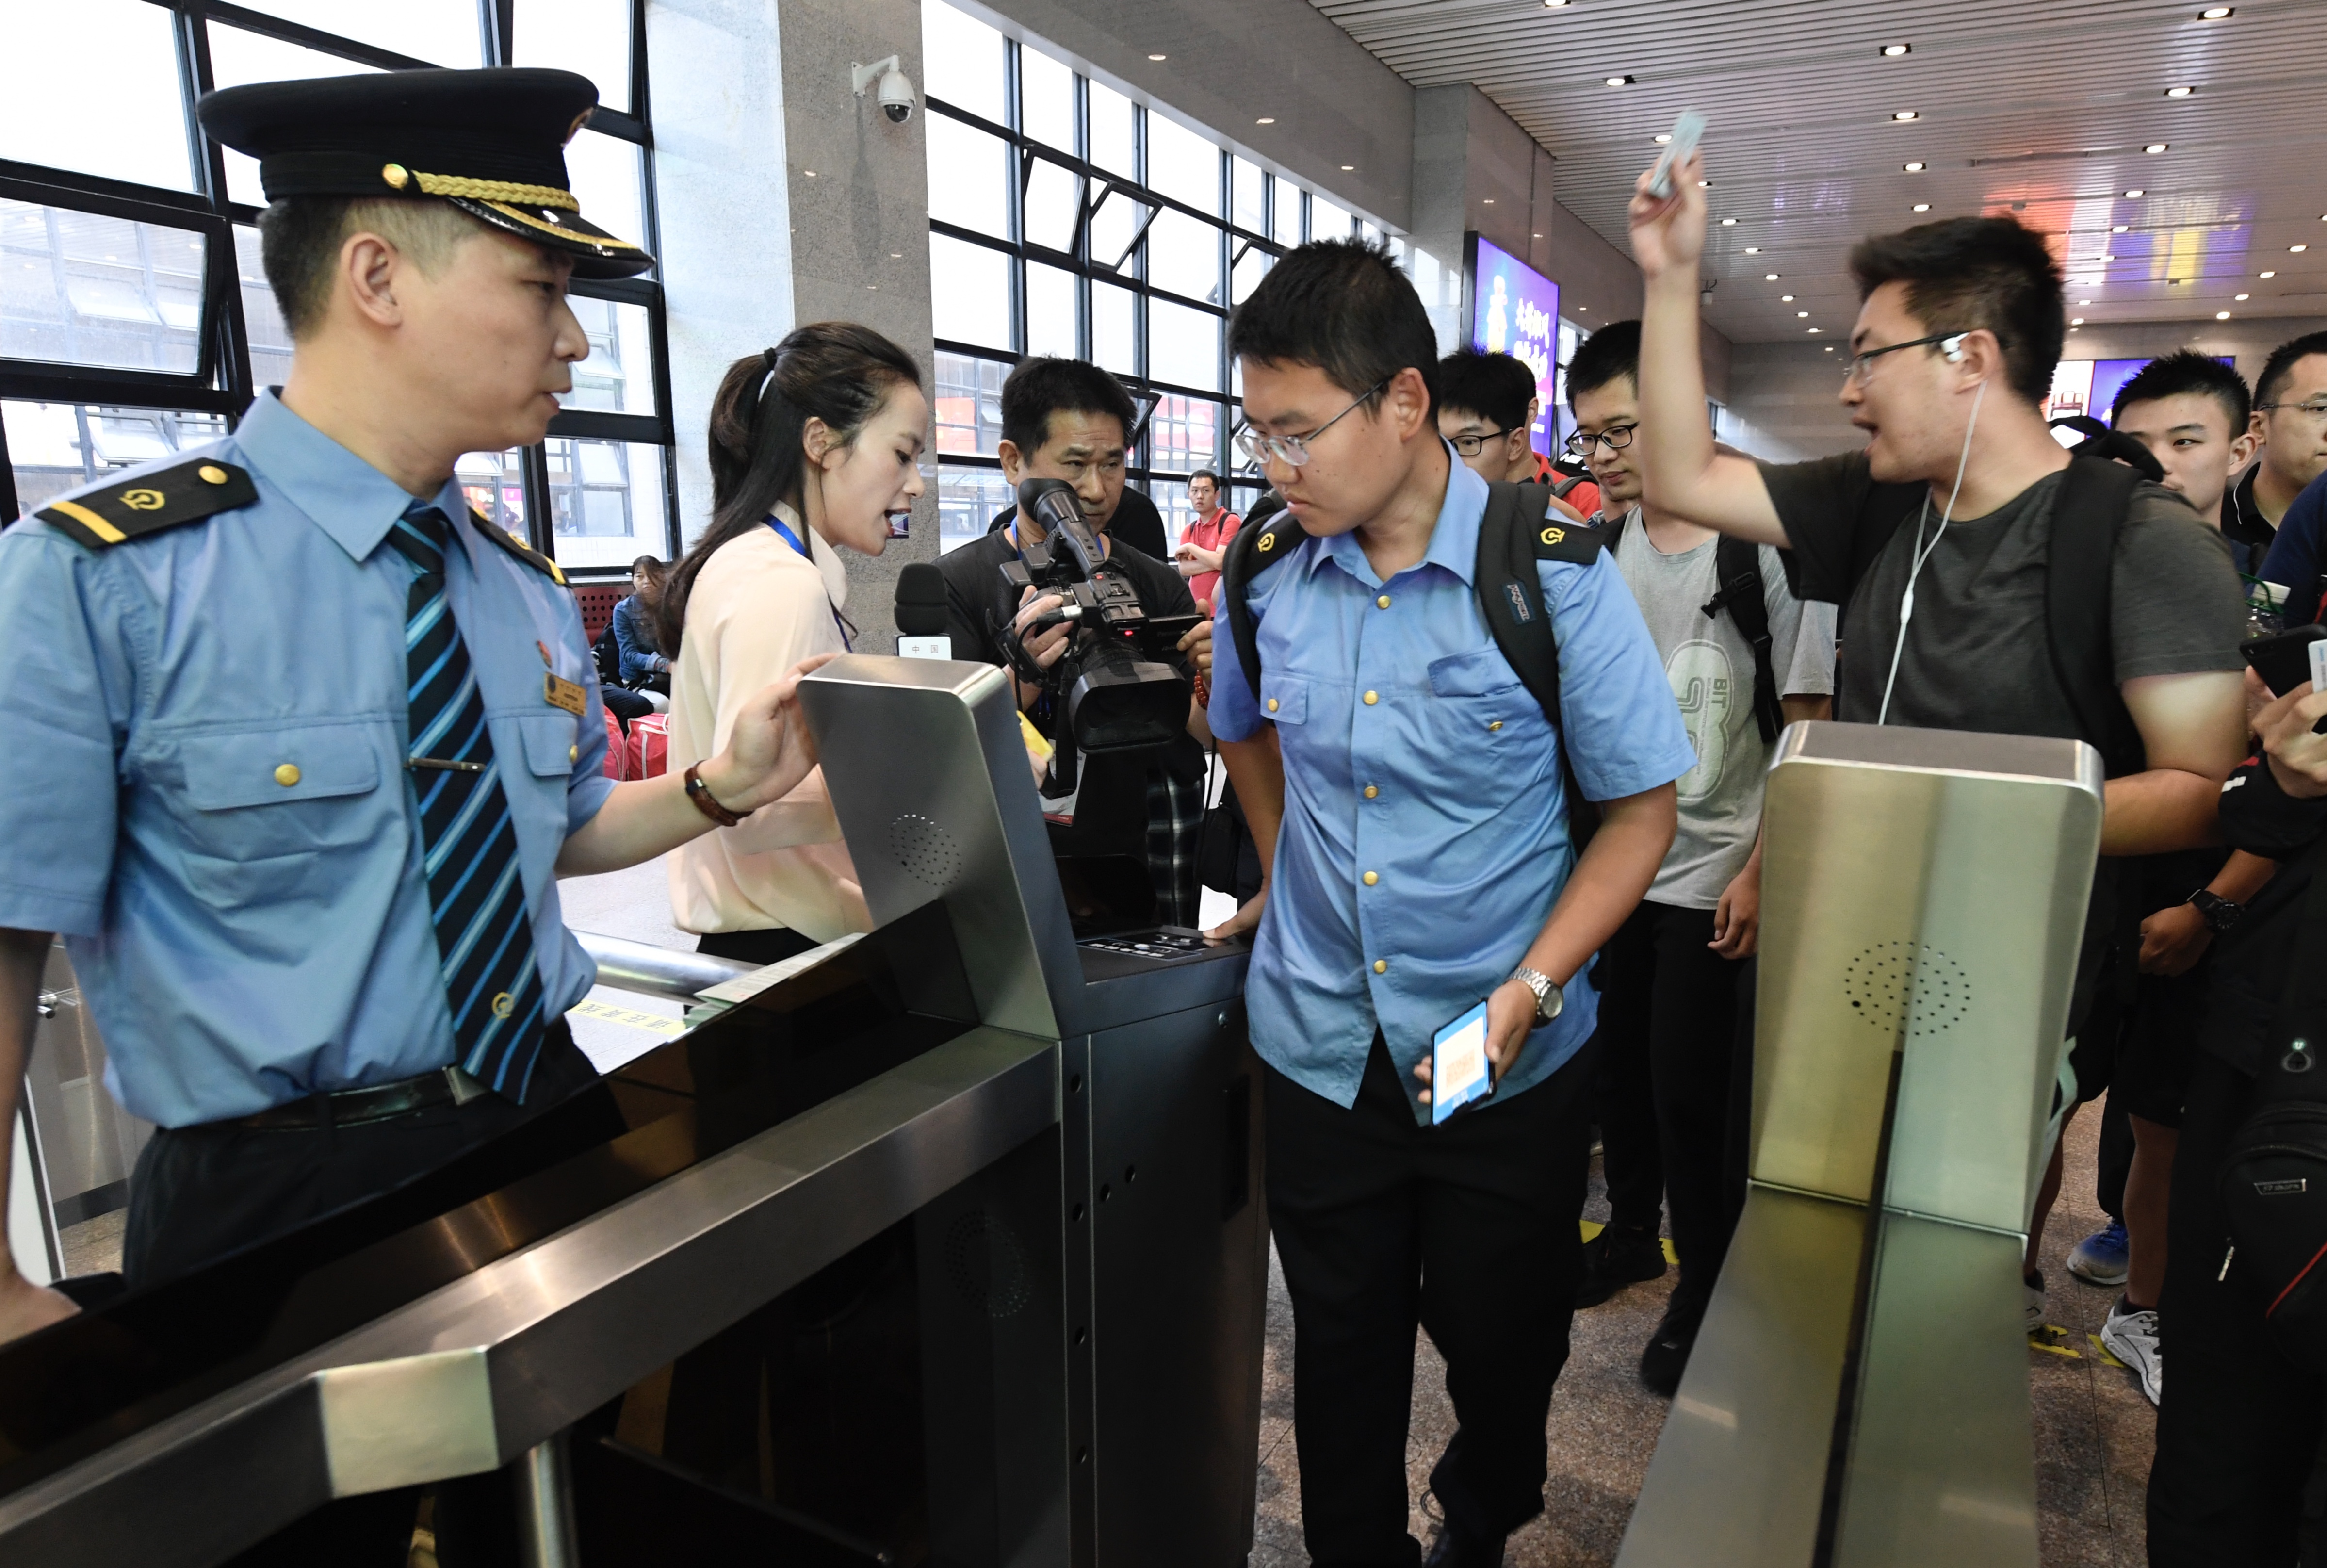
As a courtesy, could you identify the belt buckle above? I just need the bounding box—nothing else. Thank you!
[443,1065,490,1106]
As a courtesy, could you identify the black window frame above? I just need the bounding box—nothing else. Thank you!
[0,0,677,577]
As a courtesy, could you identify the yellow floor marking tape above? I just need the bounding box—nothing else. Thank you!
[568,998,687,1037]
[2086,1333,2129,1370]
[2028,1324,2083,1358]
[1577,1217,1681,1266]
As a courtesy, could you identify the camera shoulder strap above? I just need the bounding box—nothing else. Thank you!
[1222,507,1307,699]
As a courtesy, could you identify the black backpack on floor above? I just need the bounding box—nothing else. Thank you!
[2219,832,2327,1372]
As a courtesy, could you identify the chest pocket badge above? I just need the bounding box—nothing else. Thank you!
[543,672,587,716]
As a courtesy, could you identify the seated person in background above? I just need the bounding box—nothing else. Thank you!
[1437,345,1596,520]
[937,356,1214,926]
[1627,151,2250,1337]
[659,324,928,965]
[613,552,673,692]
[1173,467,1241,613]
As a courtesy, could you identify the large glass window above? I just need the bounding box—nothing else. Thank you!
[0,2,676,572]
[919,0,1396,552]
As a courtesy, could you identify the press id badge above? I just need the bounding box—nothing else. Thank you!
[1431,1001,1495,1125]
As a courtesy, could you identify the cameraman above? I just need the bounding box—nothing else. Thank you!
[937,357,1212,924]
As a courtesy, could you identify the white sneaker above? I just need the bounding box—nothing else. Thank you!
[2101,1298,2163,1406]
[2023,1270,2046,1335]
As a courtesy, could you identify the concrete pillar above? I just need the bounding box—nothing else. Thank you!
[649,0,937,652]
[1408,86,1558,354]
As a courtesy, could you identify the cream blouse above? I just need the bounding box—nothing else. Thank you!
[665,504,869,940]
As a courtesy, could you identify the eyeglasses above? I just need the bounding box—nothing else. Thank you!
[1234,379,1389,468]
[1448,427,1514,458]
[2256,398,2327,420]
[1564,423,1637,457]
[1839,331,1969,387]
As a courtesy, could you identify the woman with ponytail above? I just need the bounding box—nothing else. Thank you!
[660,324,926,964]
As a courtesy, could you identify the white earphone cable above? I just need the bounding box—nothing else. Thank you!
[1876,375,1986,725]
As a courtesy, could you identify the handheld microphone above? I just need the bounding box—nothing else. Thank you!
[894,561,951,659]
[1017,476,1106,578]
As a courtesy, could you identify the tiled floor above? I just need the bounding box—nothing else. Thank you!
[1251,1106,2157,1566]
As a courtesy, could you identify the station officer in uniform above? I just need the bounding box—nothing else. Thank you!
[0,69,827,1349]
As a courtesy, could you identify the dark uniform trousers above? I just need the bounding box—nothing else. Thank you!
[1265,1030,1595,1567]
[2147,1051,2325,1565]
[121,1022,615,1568]
[1590,901,1753,1313]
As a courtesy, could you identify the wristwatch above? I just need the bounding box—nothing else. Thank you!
[1512,966,1564,1026]
[2189,888,2245,934]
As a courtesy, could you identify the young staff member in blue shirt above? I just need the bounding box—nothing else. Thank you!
[1205,240,1694,1568]
[0,69,825,1349]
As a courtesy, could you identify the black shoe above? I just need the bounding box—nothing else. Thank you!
[1575,1224,1666,1308]
[1422,1522,1506,1568]
[1639,1302,1703,1398]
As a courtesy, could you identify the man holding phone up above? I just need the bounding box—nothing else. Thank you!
[1204,240,1692,1568]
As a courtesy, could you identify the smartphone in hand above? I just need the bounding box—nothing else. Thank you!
[2241,623,2327,697]
[1431,1001,1496,1126]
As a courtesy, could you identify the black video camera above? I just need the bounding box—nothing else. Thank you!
[994,477,1196,787]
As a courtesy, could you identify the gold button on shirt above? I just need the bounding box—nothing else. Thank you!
[1364,785,1379,800]
[1377,595,1391,609]
[1373,959,1388,974]
[1363,690,1378,706]
[273,763,301,787]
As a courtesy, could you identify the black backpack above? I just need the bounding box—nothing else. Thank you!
[1220,481,1602,834]
[1600,515,1784,744]
[2218,831,2327,1372]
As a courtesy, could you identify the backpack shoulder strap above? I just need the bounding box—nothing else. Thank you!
[2047,456,2146,778]
[1550,473,1590,501]
[1708,535,1784,743]
[1221,507,1306,698]
[1476,483,1593,726]
[1601,511,1627,553]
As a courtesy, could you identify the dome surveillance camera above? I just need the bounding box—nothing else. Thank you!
[878,67,915,124]
[851,56,915,125]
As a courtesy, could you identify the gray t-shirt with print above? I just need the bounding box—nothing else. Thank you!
[1606,508,1838,909]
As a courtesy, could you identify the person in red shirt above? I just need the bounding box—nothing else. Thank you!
[1438,347,1598,520]
[1174,468,1242,611]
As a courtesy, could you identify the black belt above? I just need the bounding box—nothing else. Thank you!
[225,1064,492,1131]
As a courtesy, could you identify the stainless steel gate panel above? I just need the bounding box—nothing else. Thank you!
[1620,723,2102,1568]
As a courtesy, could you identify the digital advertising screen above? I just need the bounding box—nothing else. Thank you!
[1465,234,1561,457]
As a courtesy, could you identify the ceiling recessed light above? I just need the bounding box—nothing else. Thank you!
[2262,269,2277,278]
[1721,217,1737,225]
[1912,202,1931,212]
[2217,310,2233,319]
[1881,43,1911,56]
[2166,85,2195,97]
[891,251,902,258]
[1744,246,1760,254]
[1808,327,1822,333]
[2145,143,2169,154]
[1904,161,1926,171]
[2102,253,2118,261]
[1781,294,1795,301]
[804,170,816,177]
[1256,116,1275,124]
[2113,224,2130,232]
[1765,272,1779,280]
[1481,198,1495,204]
[2294,244,2311,253]
[2078,298,2092,305]
[1607,75,1634,87]
[2125,188,2145,197]
[1892,110,1919,121]
[2071,317,2086,325]
[1544,0,1569,7]
[1653,133,1673,145]
[2199,5,2233,16]
[1340,164,1354,171]
[2070,326,2082,332]
[1698,179,1712,188]
[1533,232,1543,238]
[1148,53,1167,61]
[1797,310,1809,318]
[2236,292,2250,300]
[1825,344,1836,351]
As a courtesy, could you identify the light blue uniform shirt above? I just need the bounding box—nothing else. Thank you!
[1209,456,1696,1120]
[0,392,616,1126]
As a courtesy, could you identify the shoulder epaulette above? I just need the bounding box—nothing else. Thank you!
[35,459,256,550]
[1530,514,1603,566]
[1243,510,1306,576]
[469,509,566,585]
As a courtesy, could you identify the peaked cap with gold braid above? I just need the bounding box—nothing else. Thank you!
[197,68,652,279]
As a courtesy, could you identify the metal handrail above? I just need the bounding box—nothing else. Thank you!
[570,931,752,1003]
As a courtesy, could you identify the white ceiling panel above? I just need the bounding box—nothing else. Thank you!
[1311,0,2327,342]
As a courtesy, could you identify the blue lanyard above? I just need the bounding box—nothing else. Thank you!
[764,513,854,651]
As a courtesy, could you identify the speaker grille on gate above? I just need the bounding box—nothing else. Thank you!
[943,1210,1031,1319]
[1841,941,1972,1037]
[889,813,962,889]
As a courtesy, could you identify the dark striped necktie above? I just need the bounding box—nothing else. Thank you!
[385,502,549,1101]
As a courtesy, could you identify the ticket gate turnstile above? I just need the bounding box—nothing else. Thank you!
[1617,722,2105,1568]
